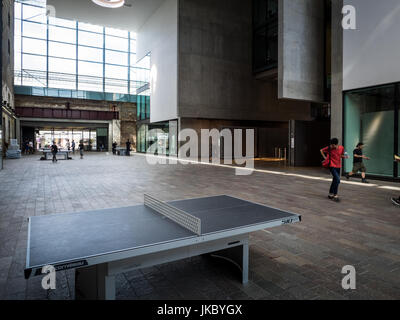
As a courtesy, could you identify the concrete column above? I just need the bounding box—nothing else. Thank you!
[108,121,113,152]
[278,0,325,102]
[331,0,344,142]
[15,117,20,144]
[112,119,121,146]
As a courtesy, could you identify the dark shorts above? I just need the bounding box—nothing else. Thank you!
[352,162,366,173]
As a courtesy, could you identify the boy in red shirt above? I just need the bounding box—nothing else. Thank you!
[320,138,348,202]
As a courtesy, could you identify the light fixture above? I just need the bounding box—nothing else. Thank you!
[91,0,125,9]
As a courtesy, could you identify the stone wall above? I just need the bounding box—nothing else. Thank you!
[119,103,137,150]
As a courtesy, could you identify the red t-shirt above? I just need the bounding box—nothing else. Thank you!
[322,145,344,168]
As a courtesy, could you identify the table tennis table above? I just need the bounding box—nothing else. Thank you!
[115,147,127,156]
[42,150,72,160]
[24,194,301,300]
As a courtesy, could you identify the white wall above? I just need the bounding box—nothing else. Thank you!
[343,0,400,90]
[136,0,178,123]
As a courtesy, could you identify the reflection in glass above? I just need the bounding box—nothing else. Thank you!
[344,85,395,177]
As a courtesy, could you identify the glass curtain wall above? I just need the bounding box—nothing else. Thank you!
[136,54,151,121]
[344,84,399,178]
[137,124,148,153]
[14,0,149,95]
[36,129,102,151]
[137,122,173,155]
[137,94,150,121]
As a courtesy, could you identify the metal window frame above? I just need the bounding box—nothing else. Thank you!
[15,1,148,96]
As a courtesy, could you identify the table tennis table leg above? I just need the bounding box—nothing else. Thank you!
[208,236,249,285]
[75,264,116,300]
[242,240,249,284]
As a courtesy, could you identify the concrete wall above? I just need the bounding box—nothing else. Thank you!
[331,0,343,142]
[278,0,325,102]
[343,0,400,90]
[178,0,253,120]
[2,0,14,108]
[178,0,312,122]
[252,80,312,122]
[179,117,290,159]
[1,0,16,157]
[136,0,178,123]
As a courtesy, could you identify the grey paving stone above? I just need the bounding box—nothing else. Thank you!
[0,153,399,300]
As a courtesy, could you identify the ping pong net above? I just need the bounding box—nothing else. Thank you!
[144,194,202,235]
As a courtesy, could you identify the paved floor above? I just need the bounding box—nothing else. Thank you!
[0,153,399,300]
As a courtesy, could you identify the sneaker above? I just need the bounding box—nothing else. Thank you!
[362,179,369,184]
[333,196,340,202]
[328,195,334,200]
[345,173,350,180]
[391,198,400,207]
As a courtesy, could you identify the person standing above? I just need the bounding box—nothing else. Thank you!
[126,139,131,156]
[345,142,370,183]
[71,140,76,154]
[320,138,348,202]
[28,140,34,154]
[79,140,84,159]
[112,142,117,155]
[66,140,71,151]
[51,141,58,163]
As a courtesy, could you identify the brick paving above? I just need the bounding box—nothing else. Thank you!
[0,153,399,300]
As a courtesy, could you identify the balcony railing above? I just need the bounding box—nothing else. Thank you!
[14,70,150,96]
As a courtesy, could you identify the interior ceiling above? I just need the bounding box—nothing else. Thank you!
[47,0,165,32]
